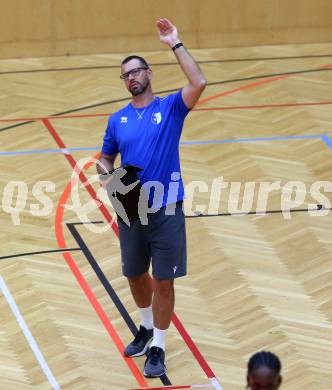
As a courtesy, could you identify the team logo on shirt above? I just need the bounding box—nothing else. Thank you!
[151,112,162,124]
[120,116,128,123]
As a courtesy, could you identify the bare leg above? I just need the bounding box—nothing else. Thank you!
[127,272,153,308]
[152,278,174,330]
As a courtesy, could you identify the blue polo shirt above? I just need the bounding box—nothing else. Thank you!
[102,90,190,207]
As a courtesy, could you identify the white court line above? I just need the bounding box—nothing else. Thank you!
[0,275,60,389]
[210,377,224,390]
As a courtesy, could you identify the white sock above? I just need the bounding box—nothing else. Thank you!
[138,305,153,330]
[150,327,167,351]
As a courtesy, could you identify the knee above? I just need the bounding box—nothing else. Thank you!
[127,272,150,287]
[153,278,174,297]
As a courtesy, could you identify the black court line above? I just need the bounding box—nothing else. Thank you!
[207,67,332,87]
[0,96,130,132]
[0,247,81,260]
[66,221,172,386]
[2,53,332,75]
[1,66,331,133]
[65,207,331,382]
[186,204,331,218]
[64,206,328,221]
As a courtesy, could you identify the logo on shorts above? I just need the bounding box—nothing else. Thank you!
[152,112,162,124]
[173,266,177,274]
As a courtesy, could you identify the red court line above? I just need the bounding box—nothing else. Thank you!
[171,313,215,378]
[1,62,331,124]
[54,166,148,388]
[42,118,119,237]
[0,113,112,123]
[44,118,220,385]
[2,100,332,124]
[195,61,332,106]
[321,64,332,69]
[195,75,289,106]
[193,100,332,111]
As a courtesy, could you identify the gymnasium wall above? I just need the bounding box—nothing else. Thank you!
[1,0,332,59]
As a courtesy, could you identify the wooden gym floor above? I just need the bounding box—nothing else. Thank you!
[0,42,332,389]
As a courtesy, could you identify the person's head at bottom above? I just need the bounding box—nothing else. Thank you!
[247,351,282,390]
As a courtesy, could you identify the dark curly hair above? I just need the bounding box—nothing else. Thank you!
[248,351,281,374]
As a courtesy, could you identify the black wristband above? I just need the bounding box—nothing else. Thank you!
[100,168,116,175]
[172,42,183,51]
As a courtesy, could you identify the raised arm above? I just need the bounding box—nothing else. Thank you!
[156,18,207,109]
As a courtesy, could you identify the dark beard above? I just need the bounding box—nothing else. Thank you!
[129,80,149,96]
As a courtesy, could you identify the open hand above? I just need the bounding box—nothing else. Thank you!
[156,18,180,46]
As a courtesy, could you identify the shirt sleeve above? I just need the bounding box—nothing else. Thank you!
[101,116,119,155]
[168,89,191,119]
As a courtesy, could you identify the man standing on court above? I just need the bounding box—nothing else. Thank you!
[97,18,206,377]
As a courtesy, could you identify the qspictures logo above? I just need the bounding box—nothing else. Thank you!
[1,157,331,232]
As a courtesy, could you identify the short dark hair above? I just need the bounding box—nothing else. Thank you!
[248,351,281,374]
[121,55,149,69]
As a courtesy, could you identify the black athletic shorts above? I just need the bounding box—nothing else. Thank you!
[117,201,187,280]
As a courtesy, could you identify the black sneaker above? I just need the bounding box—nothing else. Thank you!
[124,326,153,357]
[143,346,166,377]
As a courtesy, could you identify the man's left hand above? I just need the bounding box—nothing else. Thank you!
[156,18,180,47]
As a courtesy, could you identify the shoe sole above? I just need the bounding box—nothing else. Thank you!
[143,367,167,378]
[124,337,153,358]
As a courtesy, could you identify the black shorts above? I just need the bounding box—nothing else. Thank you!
[117,202,187,280]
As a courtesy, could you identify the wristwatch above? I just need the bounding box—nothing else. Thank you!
[172,42,184,51]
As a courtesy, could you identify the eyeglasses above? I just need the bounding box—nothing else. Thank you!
[120,67,149,80]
